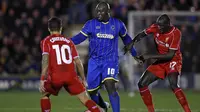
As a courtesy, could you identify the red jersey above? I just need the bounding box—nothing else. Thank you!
[144,24,182,61]
[40,34,79,76]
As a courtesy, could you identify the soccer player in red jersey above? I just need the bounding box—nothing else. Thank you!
[39,17,101,112]
[124,14,191,112]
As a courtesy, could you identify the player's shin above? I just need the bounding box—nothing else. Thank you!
[89,92,100,104]
[139,87,154,112]
[85,100,101,112]
[173,88,191,112]
[98,93,107,109]
[40,96,51,112]
[108,91,120,112]
[77,91,101,112]
[90,92,107,109]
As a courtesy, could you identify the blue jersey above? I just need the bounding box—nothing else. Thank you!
[80,17,127,64]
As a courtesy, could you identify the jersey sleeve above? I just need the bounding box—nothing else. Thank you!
[144,24,158,34]
[169,29,181,50]
[40,38,50,55]
[80,20,91,37]
[71,41,79,59]
[119,20,127,37]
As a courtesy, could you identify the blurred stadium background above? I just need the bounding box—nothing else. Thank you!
[0,0,200,112]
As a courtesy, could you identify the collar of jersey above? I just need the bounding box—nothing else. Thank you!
[163,26,175,35]
[101,18,110,24]
[102,21,109,24]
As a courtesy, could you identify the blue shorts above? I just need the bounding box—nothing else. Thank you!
[87,58,119,92]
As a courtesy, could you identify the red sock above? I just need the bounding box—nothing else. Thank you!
[139,87,154,112]
[85,100,100,112]
[173,88,191,112]
[40,99,51,112]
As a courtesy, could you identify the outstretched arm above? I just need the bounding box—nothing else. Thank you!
[140,49,176,61]
[71,32,87,45]
[132,31,147,44]
[121,33,137,56]
[71,20,91,45]
[123,31,147,54]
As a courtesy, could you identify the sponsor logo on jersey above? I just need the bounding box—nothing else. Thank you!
[155,38,169,47]
[96,33,114,39]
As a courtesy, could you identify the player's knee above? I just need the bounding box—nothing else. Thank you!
[41,92,51,99]
[105,84,118,96]
[104,80,117,95]
[105,85,116,95]
[107,89,116,95]
[170,83,179,91]
[105,86,116,95]
[76,91,90,104]
[168,73,179,91]
[137,80,147,88]
[41,96,49,99]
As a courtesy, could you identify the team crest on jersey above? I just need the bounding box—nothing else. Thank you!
[96,26,100,29]
[111,25,115,30]
[165,37,169,42]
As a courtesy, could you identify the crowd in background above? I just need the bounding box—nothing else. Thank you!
[0,0,200,76]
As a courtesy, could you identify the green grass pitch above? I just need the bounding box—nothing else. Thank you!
[0,90,199,112]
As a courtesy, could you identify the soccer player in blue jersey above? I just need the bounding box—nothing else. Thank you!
[71,2,137,112]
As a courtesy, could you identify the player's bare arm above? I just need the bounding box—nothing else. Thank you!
[39,54,49,93]
[124,31,147,54]
[74,57,87,87]
[41,54,49,76]
[121,33,137,56]
[139,49,176,62]
[132,31,147,44]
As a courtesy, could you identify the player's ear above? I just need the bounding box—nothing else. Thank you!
[107,10,111,17]
[107,3,111,17]
[60,27,62,33]
[48,28,51,32]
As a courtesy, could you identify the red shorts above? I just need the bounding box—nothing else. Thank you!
[44,72,85,96]
[147,60,182,79]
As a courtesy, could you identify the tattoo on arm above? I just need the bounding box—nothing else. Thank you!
[74,58,85,80]
[41,54,49,77]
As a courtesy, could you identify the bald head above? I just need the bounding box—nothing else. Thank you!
[156,14,172,33]
[95,2,110,21]
[96,2,110,11]
[156,14,170,26]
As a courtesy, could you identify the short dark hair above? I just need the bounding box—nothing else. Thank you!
[48,17,62,32]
